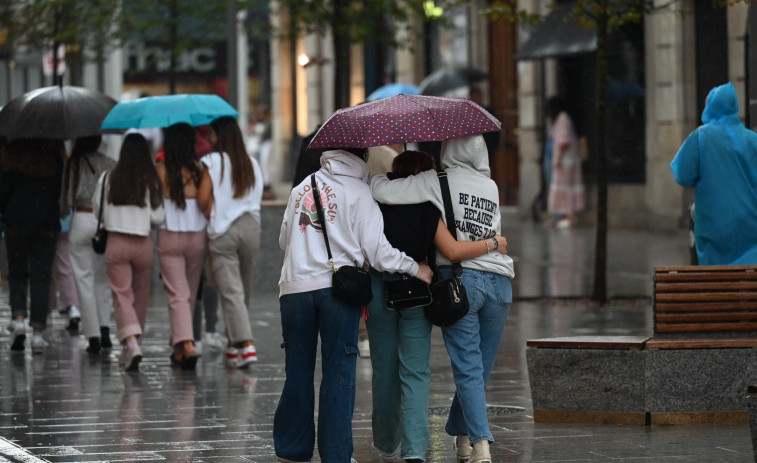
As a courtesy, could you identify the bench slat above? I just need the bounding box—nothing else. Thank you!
[655,272,757,283]
[656,265,757,273]
[656,322,757,333]
[656,301,757,312]
[657,312,757,323]
[646,337,757,349]
[526,336,649,350]
[656,292,757,302]
[656,281,757,291]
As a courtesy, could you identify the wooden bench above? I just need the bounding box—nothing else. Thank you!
[526,265,757,425]
[648,265,757,347]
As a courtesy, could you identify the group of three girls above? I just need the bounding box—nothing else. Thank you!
[84,116,261,371]
[275,134,513,463]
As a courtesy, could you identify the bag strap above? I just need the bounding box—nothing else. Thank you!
[96,172,108,231]
[310,174,335,272]
[437,170,463,277]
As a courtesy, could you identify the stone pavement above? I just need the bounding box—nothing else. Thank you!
[0,206,754,462]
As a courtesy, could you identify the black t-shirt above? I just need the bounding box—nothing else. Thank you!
[378,173,441,268]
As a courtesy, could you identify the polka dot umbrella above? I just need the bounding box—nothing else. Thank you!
[307,94,501,149]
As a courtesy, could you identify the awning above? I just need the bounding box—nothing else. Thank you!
[514,2,597,61]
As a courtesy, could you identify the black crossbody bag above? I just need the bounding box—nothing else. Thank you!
[310,174,373,306]
[91,172,108,255]
[424,170,470,327]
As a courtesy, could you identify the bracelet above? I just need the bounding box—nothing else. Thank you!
[484,239,491,253]
[491,237,499,251]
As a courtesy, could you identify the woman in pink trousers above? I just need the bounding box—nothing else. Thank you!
[156,123,208,370]
[93,134,165,371]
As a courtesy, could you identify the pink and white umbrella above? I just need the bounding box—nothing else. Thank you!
[307,94,501,149]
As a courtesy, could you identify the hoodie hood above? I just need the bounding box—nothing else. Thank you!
[440,135,491,177]
[701,82,739,124]
[320,149,370,183]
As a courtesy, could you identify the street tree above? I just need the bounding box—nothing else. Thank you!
[4,0,121,87]
[120,0,228,94]
[468,0,665,301]
[269,0,436,110]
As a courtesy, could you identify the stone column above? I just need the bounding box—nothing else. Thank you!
[644,0,697,229]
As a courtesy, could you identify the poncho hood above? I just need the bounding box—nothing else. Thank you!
[701,82,739,124]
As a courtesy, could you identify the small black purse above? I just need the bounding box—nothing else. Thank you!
[423,170,470,327]
[91,172,108,255]
[384,273,432,310]
[311,174,373,307]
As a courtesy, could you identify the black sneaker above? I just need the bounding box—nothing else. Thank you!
[86,337,101,354]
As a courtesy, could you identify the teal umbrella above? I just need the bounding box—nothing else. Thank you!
[101,94,237,131]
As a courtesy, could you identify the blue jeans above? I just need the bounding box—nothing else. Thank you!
[366,269,432,461]
[439,267,512,444]
[273,288,362,463]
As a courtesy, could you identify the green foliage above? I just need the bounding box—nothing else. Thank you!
[6,0,121,57]
[121,0,228,56]
[269,0,432,48]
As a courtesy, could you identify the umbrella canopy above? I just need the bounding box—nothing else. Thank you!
[366,83,420,101]
[418,67,488,96]
[307,94,501,149]
[101,94,238,131]
[0,86,117,140]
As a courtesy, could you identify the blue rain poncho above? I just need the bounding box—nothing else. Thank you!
[671,82,757,265]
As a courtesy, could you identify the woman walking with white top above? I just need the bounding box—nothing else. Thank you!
[197,116,263,368]
[94,133,165,371]
[156,123,207,370]
[61,135,116,353]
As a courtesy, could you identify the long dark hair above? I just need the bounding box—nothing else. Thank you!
[164,123,201,209]
[108,133,162,209]
[62,135,101,205]
[2,138,63,178]
[210,116,254,199]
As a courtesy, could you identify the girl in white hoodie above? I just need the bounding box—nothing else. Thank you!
[274,148,432,463]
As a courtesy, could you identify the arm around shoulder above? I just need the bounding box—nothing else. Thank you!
[434,219,508,261]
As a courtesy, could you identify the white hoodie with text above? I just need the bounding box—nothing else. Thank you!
[371,135,515,279]
[278,150,420,297]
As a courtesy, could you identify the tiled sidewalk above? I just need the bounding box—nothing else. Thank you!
[0,210,753,462]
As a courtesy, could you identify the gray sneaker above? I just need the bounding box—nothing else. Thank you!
[10,320,26,351]
[31,333,46,354]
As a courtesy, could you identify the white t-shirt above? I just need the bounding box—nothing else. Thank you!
[201,151,263,239]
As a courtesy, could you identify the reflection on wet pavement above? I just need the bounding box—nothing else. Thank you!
[0,212,752,462]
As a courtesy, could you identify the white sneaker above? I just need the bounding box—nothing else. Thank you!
[236,344,258,368]
[358,338,370,358]
[9,320,26,351]
[194,341,202,356]
[31,333,46,354]
[67,305,81,331]
[203,332,227,352]
[455,435,473,462]
[224,347,239,367]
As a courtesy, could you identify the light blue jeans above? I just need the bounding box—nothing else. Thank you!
[439,267,512,444]
[366,269,433,461]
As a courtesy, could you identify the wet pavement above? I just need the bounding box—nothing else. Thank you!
[1,207,754,462]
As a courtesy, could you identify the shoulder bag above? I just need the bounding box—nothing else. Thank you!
[424,170,470,327]
[91,172,108,255]
[384,272,432,311]
[310,174,373,306]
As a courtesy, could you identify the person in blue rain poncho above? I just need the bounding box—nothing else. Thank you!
[671,82,757,265]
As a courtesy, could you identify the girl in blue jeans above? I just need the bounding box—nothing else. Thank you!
[371,135,515,463]
[367,150,508,462]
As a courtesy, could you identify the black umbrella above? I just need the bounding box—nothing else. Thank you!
[0,85,117,140]
[418,67,488,96]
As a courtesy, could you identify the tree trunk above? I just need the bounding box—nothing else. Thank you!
[168,0,179,94]
[332,0,350,110]
[592,9,609,302]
